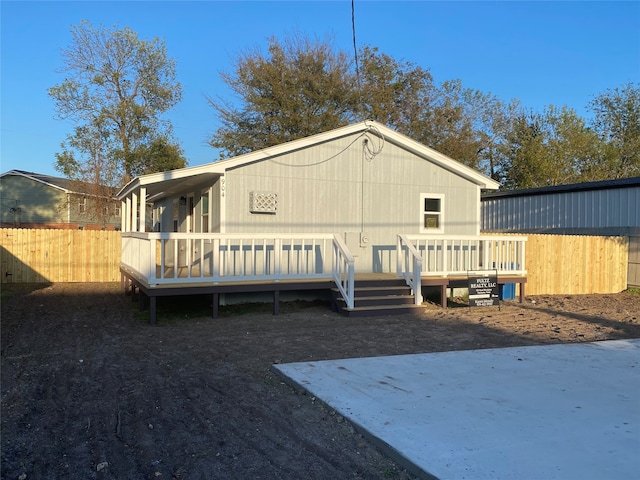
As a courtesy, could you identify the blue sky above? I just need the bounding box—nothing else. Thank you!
[2,1,639,177]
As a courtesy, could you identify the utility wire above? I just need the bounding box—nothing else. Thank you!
[352,0,363,121]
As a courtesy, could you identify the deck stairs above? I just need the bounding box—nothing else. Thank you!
[332,274,424,317]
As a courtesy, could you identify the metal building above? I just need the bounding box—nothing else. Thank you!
[481,177,640,286]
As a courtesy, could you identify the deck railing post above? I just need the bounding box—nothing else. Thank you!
[442,239,448,274]
[148,235,156,284]
[275,238,282,278]
[212,238,220,282]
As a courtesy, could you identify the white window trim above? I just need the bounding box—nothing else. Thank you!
[419,193,444,234]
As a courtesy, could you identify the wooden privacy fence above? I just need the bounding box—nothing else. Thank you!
[1,228,121,283]
[0,228,630,295]
[519,234,628,295]
[629,236,640,287]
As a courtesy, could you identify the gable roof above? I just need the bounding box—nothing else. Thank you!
[117,121,501,201]
[1,169,78,193]
[1,170,117,197]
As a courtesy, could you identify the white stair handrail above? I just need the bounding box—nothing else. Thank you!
[397,234,423,305]
[332,234,355,309]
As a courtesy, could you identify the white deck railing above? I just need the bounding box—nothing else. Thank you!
[120,232,356,308]
[396,234,527,305]
[121,232,525,311]
[400,234,527,278]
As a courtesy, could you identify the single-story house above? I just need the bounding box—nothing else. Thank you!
[0,170,121,230]
[481,176,640,287]
[117,121,527,321]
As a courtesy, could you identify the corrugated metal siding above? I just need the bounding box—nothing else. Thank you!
[482,186,640,232]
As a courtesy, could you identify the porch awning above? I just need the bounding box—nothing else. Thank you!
[117,165,221,203]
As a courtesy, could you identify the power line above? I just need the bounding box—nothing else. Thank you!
[352,0,363,121]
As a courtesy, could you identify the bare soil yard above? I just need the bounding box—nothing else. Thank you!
[2,283,639,480]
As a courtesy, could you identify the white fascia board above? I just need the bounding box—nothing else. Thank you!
[211,122,371,171]
[117,163,224,200]
[216,120,500,190]
[117,120,500,199]
[117,122,372,200]
[378,127,501,190]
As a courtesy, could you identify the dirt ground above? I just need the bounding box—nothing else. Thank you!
[2,283,639,480]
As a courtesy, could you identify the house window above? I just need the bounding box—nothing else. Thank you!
[79,197,87,214]
[114,204,121,216]
[201,193,209,233]
[420,194,444,233]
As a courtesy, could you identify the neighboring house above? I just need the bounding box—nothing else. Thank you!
[0,170,121,230]
[481,176,640,287]
[117,121,527,321]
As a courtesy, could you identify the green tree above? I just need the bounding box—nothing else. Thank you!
[358,46,436,132]
[587,82,640,179]
[415,79,484,169]
[208,34,357,158]
[133,136,188,175]
[473,96,523,181]
[49,20,184,186]
[208,37,519,175]
[500,106,601,189]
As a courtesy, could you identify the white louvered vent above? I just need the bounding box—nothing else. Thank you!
[249,191,278,214]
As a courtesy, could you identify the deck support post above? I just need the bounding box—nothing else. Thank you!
[519,282,525,303]
[139,291,146,311]
[212,293,219,319]
[441,284,448,308]
[273,290,280,315]
[149,296,156,325]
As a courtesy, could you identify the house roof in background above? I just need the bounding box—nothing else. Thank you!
[0,170,116,197]
[118,121,501,201]
[482,176,640,200]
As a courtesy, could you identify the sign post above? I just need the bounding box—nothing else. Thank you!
[468,270,500,309]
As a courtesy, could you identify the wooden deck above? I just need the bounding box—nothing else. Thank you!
[121,266,334,323]
[121,267,526,324]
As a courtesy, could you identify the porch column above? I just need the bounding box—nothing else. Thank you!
[132,192,138,232]
[139,187,146,233]
[120,200,126,231]
[125,197,132,232]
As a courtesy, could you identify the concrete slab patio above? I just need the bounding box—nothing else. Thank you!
[274,339,640,480]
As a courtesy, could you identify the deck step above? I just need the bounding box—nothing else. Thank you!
[334,294,416,308]
[341,304,425,317]
[332,276,424,316]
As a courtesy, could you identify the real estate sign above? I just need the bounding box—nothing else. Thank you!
[468,270,499,307]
